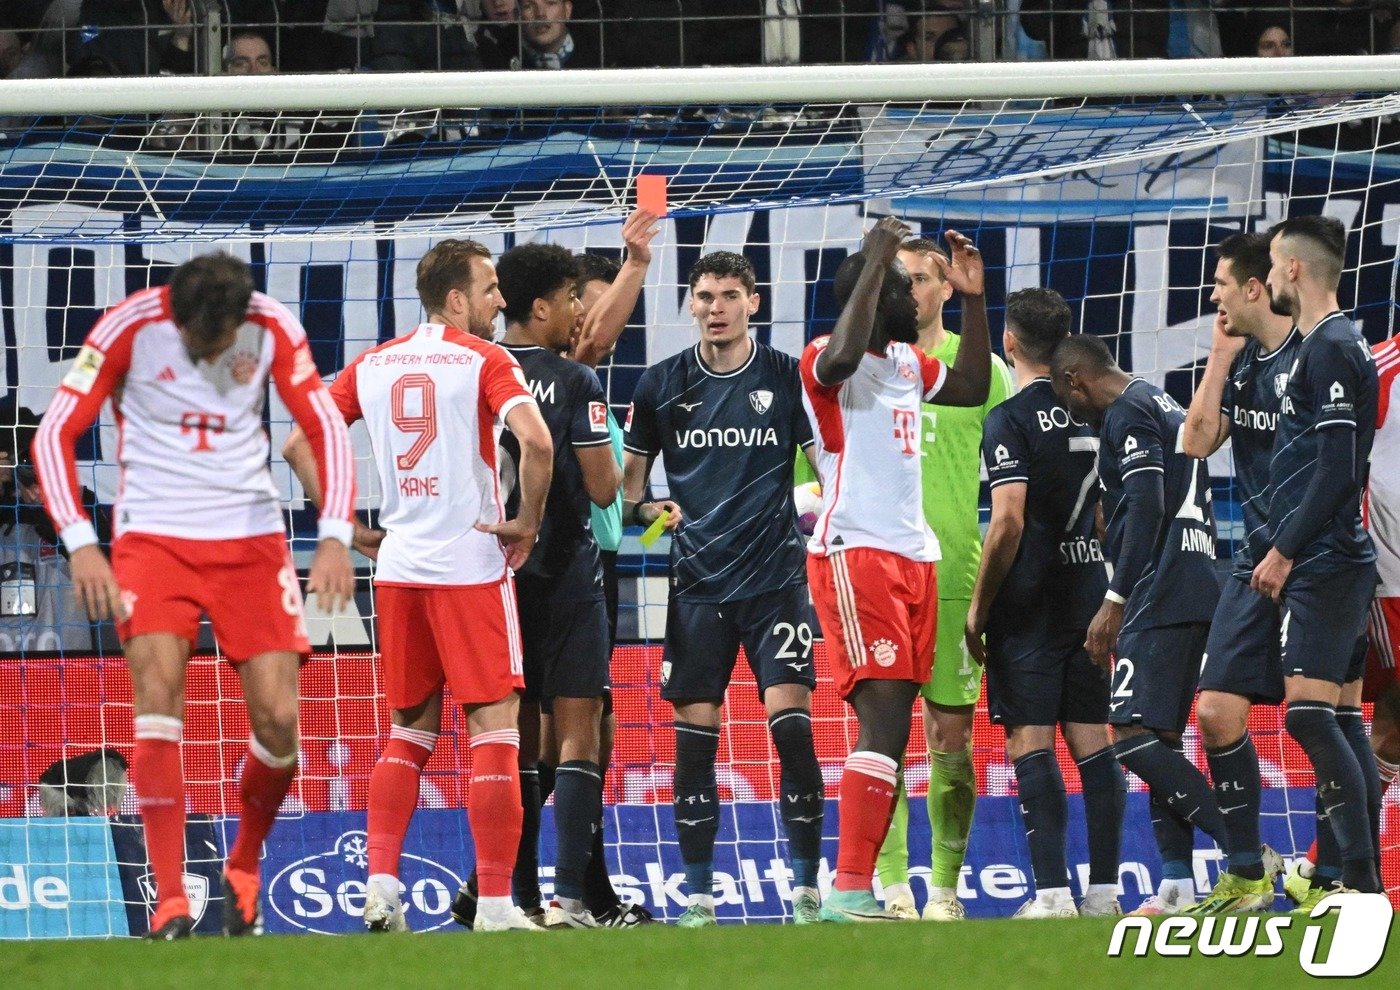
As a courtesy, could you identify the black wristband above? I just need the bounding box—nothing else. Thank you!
[630,501,648,526]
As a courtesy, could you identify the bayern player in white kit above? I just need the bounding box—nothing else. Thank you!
[284,239,554,933]
[1363,338,1400,773]
[800,217,992,921]
[33,253,357,940]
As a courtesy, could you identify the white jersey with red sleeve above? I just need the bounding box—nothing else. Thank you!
[330,323,534,587]
[33,286,354,551]
[799,335,948,562]
[1367,338,1400,596]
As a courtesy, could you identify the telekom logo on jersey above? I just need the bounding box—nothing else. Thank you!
[179,412,226,452]
[892,409,917,455]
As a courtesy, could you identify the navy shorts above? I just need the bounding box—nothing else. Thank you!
[1280,564,1378,686]
[985,627,1110,727]
[1110,622,1210,734]
[661,584,818,702]
[1200,575,1285,705]
[516,575,610,705]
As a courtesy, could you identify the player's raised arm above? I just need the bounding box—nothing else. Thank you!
[815,216,909,385]
[1182,311,1240,458]
[572,209,660,369]
[926,230,991,408]
[33,310,134,621]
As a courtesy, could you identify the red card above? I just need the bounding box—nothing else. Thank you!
[636,174,668,216]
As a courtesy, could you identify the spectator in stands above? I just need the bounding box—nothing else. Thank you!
[2,0,76,79]
[1255,21,1291,58]
[517,0,601,69]
[279,0,373,73]
[934,27,970,61]
[899,10,963,61]
[369,0,483,70]
[1019,0,1169,60]
[69,0,204,76]
[477,0,522,70]
[0,404,97,655]
[226,28,276,74]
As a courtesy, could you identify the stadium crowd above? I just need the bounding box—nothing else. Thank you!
[0,0,1396,79]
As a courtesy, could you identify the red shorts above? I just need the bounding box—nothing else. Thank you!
[1364,597,1400,702]
[807,547,938,699]
[112,532,310,661]
[375,578,524,710]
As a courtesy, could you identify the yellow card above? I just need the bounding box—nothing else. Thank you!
[638,509,670,549]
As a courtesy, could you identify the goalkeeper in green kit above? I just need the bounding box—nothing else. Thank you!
[876,236,1012,919]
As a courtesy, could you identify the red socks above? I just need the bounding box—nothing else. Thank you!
[835,750,899,893]
[226,736,298,876]
[367,725,437,879]
[468,729,523,899]
[133,716,188,915]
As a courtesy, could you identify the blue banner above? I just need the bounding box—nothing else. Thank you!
[0,817,127,938]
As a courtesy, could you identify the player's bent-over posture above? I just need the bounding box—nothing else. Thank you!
[34,254,356,940]
[1051,334,1227,916]
[800,217,991,922]
[1252,216,1381,896]
[964,288,1126,919]
[285,238,554,933]
[622,251,825,927]
[1180,232,1298,913]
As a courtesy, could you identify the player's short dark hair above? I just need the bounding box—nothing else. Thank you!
[1269,215,1346,289]
[1050,333,1117,380]
[689,251,755,293]
[575,252,621,287]
[416,238,492,314]
[169,253,254,343]
[1216,231,1272,287]
[834,249,912,308]
[900,237,948,262]
[1005,287,1071,364]
[497,242,577,324]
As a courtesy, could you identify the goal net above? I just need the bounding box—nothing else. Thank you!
[1,57,1398,936]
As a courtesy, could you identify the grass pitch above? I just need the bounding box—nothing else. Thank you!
[3,916,1394,989]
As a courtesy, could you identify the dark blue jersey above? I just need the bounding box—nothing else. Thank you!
[982,378,1107,636]
[501,343,610,600]
[1266,313,1378,576]
[1099,379,1220,630]
[624,341,813,603]
[1222,328,1301,576]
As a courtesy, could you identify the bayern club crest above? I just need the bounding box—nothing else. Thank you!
[748,389,773,414]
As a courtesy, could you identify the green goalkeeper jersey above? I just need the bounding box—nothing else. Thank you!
[921,332,1013,600]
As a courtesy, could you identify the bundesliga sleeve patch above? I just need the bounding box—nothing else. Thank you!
[589,401,609,433]
[61,345,104,394]
[624,403,635,431]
